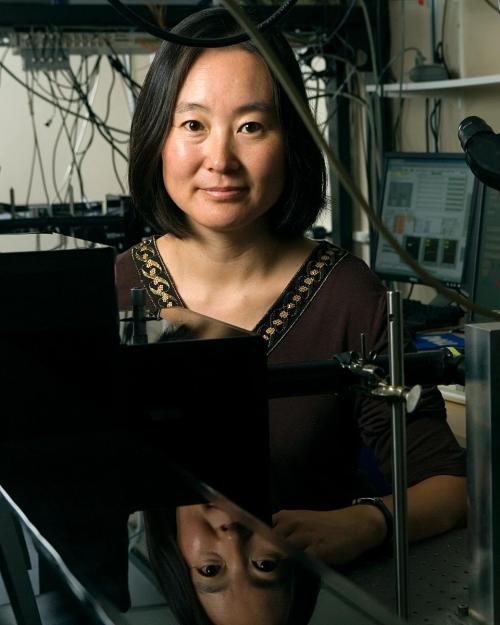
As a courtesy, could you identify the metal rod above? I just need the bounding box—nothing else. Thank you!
[387,291,409,619]
[430,0,437,61]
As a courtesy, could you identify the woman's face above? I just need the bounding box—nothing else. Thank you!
[161,47,286,237]
[177,504,289,625]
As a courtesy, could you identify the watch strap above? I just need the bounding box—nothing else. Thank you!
[352,496,394,552]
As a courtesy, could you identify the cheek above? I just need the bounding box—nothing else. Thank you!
[162,139,198,179]
[176,524,205,565]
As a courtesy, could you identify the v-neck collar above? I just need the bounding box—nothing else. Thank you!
[131,236,347,355]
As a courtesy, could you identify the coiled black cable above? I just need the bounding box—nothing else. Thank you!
[107,0,298,48]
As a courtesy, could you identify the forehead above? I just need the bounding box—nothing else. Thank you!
[176,47,275,106]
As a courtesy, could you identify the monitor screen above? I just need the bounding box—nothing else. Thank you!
[470,184,500,320]
[373,153,477,288]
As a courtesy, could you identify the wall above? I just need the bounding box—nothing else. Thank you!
[0,48,146,207]
[387,0,500,154]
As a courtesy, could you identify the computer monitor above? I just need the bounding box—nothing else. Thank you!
[469,184,500,321]
[372,152,478,289]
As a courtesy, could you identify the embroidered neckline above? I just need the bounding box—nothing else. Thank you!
[131,237,347,353]
[253,242,347,353]
[131,237,184,312]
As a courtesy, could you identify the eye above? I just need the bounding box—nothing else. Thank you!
[182,120,204,132]
[252,559,279,572]
[197,564,222,577]
[240,121,263,134]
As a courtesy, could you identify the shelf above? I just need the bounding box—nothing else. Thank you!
[366,73,500,98]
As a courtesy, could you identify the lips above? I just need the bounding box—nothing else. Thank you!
[201,186,247,199]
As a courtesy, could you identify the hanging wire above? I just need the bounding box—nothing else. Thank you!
[429,98,442,152]
[481,0,500,12]
[393,0,406,149]
[425,98,430,152]
[46,70,86,201]
[0,60,130,135]
[25,71,51,206]
[321,0,357,46]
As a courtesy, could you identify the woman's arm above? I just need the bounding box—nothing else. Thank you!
[272,474,467,566]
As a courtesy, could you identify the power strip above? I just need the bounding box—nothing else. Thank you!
[1,29,159,65]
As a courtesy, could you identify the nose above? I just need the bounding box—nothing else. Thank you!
[205,505,252,538]
[204,130,240,174]
[218,521,252,539]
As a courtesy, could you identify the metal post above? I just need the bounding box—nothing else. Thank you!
[466,322,500,625]
[430,0,437,61]
[327,60,353,251]
[387,291,409,620]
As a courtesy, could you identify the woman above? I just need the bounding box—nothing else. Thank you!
[117,5,465,578]
[144,501,320,625]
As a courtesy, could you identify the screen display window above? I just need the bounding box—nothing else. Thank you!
[373,154,477,288]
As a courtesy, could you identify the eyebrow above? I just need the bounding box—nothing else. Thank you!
[195,576,284,595]
[174,101,275,116]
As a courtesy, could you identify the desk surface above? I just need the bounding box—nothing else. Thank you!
[344,528,470,625]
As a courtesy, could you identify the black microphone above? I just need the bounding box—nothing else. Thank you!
[458,116,500,191]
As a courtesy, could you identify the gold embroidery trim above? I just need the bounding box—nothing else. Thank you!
[257,243,346,352]
[132,237,182,310]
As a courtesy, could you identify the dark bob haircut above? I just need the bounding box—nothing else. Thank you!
[129,7,327,238]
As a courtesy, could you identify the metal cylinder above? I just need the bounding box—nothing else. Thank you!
[387,291,409,620]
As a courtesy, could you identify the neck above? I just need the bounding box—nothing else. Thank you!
[168,228,290,286]
[156,228,316,330]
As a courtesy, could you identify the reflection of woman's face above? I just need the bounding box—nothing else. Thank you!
[177,504,289,625]
[161,47,285,237]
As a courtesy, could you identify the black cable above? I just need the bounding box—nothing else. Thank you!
[110,136,126,194]
[425,98,430,152]
[26,72,51,206]
[0,59,130,135]
[47,74,86,200]
[329,30,357,61]
[25,129,37,206]
[33,69,82,104]
[481,0,500,12]
[322,0,357,45]
[76,111,96,173]
[59,65,128,144]
[66,65,128,161]
[106,42,141,92]
[103,58,118,124]
[66,58,126,190]
[107,0,298,48]
[392,100,405,151]
[106,55,140,105]
[48,61,95,198]
[429,98,441,152]
[434,0,449,76]
[0,45,9,87]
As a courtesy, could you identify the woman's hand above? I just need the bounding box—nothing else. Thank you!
[272,475,467,566]
[272,505,387,566]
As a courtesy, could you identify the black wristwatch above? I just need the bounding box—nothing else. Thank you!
[352,496,394,551]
